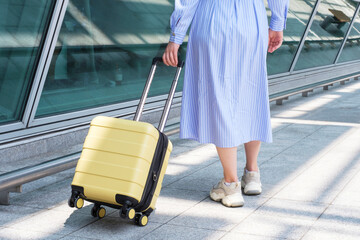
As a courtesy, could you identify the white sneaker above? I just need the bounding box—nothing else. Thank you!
[210,178,244,207]
[241,168,262,195]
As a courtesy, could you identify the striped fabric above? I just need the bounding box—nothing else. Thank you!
[169,0,289,148]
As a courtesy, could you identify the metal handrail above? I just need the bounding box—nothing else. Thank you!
[0,125,179,205]
[0,153,80,193]
[269,73,360,105]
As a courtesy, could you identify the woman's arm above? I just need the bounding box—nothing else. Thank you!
[268,0,289,31]
[267,0,289,53]
[169,0,201,45]
[163,0,200,66]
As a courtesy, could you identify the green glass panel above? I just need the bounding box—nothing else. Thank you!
[0,0,55,124]
[266,0,316,75]
[338,8,360,63]
[294,0,358,71]
[36,0,184,117]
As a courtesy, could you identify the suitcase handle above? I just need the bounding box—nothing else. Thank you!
[134,57,185,132]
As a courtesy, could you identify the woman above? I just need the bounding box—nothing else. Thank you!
[163,0,289,207]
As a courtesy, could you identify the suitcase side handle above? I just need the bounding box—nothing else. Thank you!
[134,57,185,132]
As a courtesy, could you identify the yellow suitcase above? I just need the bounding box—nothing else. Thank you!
[68,57,184,226]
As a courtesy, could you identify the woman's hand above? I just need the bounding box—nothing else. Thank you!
[163,41,180,67]
[268,28,283,53]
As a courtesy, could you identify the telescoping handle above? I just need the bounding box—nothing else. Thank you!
[134,57,185,133]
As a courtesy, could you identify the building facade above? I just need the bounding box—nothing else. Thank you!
[1,0,360,147]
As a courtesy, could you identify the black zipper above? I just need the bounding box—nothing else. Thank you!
[135,130,168,212]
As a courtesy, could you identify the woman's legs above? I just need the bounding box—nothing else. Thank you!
[216,146,238,182]
[212,146,244,207]
[244,140,261,172]
[216,140,261,182]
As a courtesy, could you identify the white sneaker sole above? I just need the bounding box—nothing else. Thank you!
[210,191,244,207]
[210,191,225,202]
[221,194,244,207]
[241,180,262,195]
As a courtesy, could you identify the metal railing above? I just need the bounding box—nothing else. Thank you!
[0,123,180,205]
[270,73,359,105]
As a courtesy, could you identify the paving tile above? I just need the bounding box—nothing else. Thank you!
[167,204,247,232]
[176,144,218,157]
[156,188,209,207]
[283,96,340,112]
[258,160,304,186]
[318,205,360,227]
[256,137,299,163]
[302,205,360,240]
[148,203,191,224]
[10,178,74,209]
[51,200,117,217]
[59,236,99,240]
[270,122,292,133]
[162,161,210,187]
[0,205,42,227]
[331,190,360,208]
[167,196,268,232]
[332,170,360,207]
[303,108,360,123]
[106,189,204,224]
[0,227,64,240]
[59,236,100,240]
[273,127,360,203]
[302,226,360,240]
[255,183,284,198]
[168,135,202,148]
[271,124,322,140]
[6,208,97,235]
[312,125,353,133]
[69,217,161,240]
[232,213,315,240]
[141,224,226,240]
[255,198,326,221]
[169,150,218,166]
[165,161,226,191]
[221,232,287,240]
[272,110,310,118]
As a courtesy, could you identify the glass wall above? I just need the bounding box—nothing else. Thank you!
[294,0,358,71]
[0,0,358,130]
[338,8,360,63]
[0,0,55,124]
[265,0,317,75]
[36,0,185,118]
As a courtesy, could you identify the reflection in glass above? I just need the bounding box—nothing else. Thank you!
[36,0,185,117]
[0,0,55,124]
[338,8,360,63]
[266,0,316,75]
[294,0,357,71]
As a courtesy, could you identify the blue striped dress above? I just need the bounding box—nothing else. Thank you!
[169,0,289,148]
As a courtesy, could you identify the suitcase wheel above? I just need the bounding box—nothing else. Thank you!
[68,198,75,208]
[91,206,97,217]
[127,208,136,220]
[97,207,106,219]
[91,205,106,219]
[135,214,148,227]
[120,207,136,220]
[75,197,84,209]
[68,191,80,208]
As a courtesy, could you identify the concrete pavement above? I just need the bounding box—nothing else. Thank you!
[0,79,359,240]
